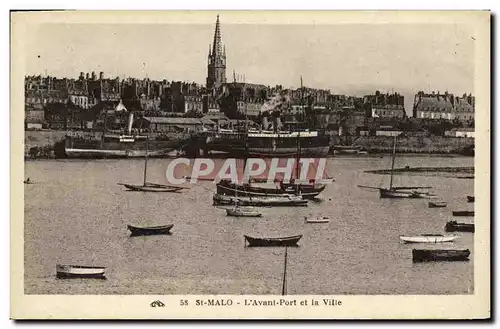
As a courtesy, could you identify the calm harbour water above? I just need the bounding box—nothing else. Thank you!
[24,155,474,295]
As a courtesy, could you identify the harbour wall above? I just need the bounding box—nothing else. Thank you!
[349,136,474,154]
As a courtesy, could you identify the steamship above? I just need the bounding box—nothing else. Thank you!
[206,116,330,157]
[57,111,189,159]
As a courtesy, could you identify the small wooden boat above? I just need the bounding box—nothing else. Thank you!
[213,194,308,207]
[412,249,470,262]
[56,264,106,279]
[445,221,475,233]
[127,224,174,236]
[23,178,34,184]
[305,216,330,223]
[428,201,447,208]
[452,210,475,217]
[226,206,262,217]
[467,196,475,203]
[244,234,303,247]
[400,234,459,243]
[120,183,183,193]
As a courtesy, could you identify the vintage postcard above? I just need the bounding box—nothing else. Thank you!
[11,10,490,319]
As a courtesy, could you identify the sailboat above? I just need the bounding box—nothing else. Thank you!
[118,138,188,193]
[378,136,433,199]
[225,170,262,217]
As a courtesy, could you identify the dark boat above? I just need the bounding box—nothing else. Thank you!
[127,224,174,236]
[467,196,475,203]
[428,201,447,208]
[412,249,471,262]
[216,179,326,200]
[452,211,475,217]
[445,221,475,233]
[120,183,183,193]
[56,264,106,279]
[244,234,302,247]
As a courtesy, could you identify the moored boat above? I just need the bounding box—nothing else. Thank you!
[56,264,106,279]
[445,221,474,233]
[305,216,330,223]
[452,210,475,217]
[412,249,470,262]
[428,201,447,208]
[120,183,183,193]
[226,206,262,217]
[244,234,303,247]
[127,224,174,236]
[213,194,308,207]
[380,188,431,199]
[216,179,326,200]
[399,234,459,243]
[467,196,475,203]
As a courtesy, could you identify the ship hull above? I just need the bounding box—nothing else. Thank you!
[61,135,186,159]
[206,130,331,157]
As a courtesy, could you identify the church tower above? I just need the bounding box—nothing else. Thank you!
[206,15,226,90]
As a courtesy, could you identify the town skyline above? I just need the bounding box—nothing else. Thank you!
[25,16,475,115]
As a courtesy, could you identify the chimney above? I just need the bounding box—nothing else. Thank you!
[85,73,89,80]
[91,71,96,80]
[99,71,104,80]
[79,72,84,80]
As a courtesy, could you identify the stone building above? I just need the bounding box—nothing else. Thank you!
[412,91,475,122]
[363,91,405,118]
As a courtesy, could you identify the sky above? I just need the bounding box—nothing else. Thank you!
[24,17,475,115]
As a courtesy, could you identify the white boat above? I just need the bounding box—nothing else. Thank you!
[226,206,262,217]
[56,264,106,279]
[399,234,459,244]
[305,216,330,223]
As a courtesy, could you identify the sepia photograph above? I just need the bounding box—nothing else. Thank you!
[10,10,490,319]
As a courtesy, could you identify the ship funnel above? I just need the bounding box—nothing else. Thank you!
[127,112,134,135]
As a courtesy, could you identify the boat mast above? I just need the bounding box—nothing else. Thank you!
[389,135,397,190]
[281,246,288,296]
[143,137,149,186]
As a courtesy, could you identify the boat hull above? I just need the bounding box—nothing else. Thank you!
[226,208,262,217]
[400,235,459,243]
[428,202,447,208]
[452,211,475,217]
[216,181,325,200]
[56,264,106,279]
[213,194,308,207]
[379,188,428,199]
[244,235,303,247]
[61,135,187,159]
[412,249,470,262]
[127,224,174,236]
[467,196,475,203]
[122,184,182,193]
[445,221,475,233]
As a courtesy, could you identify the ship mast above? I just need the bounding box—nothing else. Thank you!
[389,135,397,190]
[143,137,149,186]
[281,246,288,296]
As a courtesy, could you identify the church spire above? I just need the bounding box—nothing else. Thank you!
[206,14,226,90]
[212,14,223,57]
